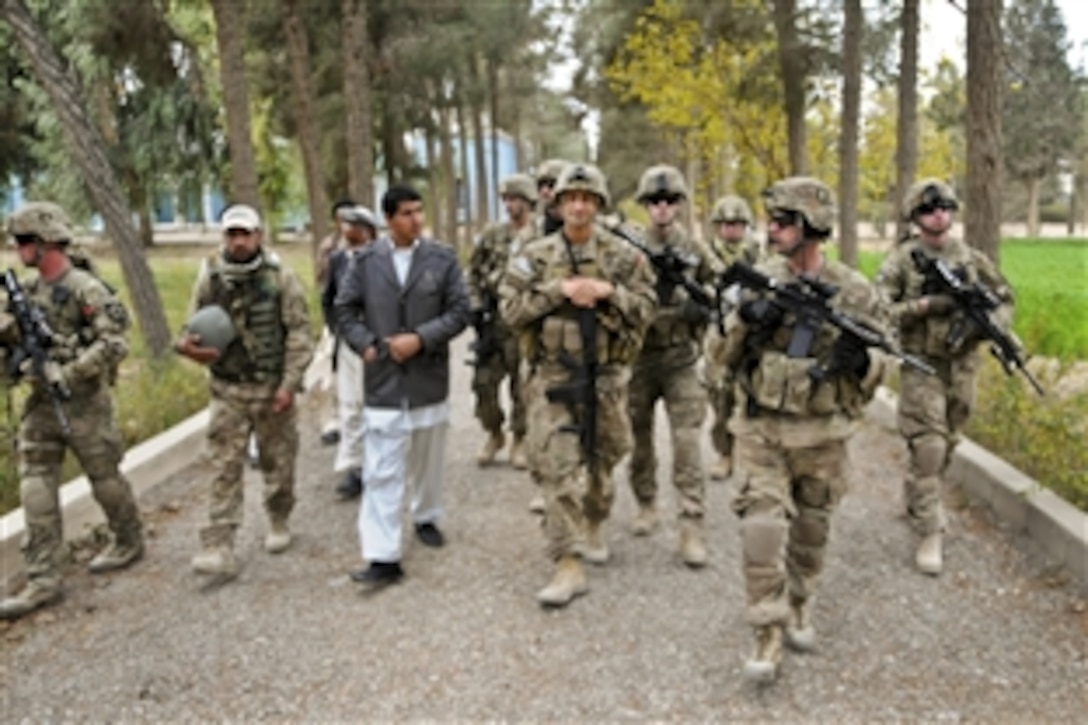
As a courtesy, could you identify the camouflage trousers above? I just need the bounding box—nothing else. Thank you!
[524,366,633,560]
[702,327,736,457]
[472,332,526,439]
[18,384,142,583]
[628,348,707,518]
[203,380,299,547]
[732,430,847,627]
[898,359,977,535]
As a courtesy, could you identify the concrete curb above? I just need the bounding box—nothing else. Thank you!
[1,354,331,591]
[869,386,1088,590]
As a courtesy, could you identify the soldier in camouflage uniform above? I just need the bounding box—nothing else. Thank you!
[875,180,1014,576]
[176,204,314,579]
[714,178,888,683]
[703,195,764,480]
[469,174,537,468]
[500,164,656,608]
[624,165,722,567]
[0,202,144,620]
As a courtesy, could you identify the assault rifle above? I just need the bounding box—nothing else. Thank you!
[544,250,600,477]
[607,224,715,311]
[3,269,72,434]
[466,289,499,367]
[722,262,936,380]
[909,249,1044,396]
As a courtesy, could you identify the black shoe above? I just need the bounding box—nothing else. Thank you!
[415,522,445,548]
[321,429,341,446]
[335,470,363,500]
[350,561,404,587]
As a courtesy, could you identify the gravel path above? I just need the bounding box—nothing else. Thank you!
[2,339,1085,720]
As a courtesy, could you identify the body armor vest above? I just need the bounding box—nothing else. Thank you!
[207,254,286,384]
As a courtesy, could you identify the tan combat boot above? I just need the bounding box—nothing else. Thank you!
[476,431,506,467]
[509,437,528,470]
[88,535,145,574]
[0,579,63,620]
[742,625,784,685]
[265,519,292,554]
[580,520,610,565]
[785,599,816,652]
[535,555,588,607]
[631,503,659,537]
[191,546,240,578]
[528,494,546,514]
[709,454,732,481]
[916,532,943,575]
[679,518,708,568]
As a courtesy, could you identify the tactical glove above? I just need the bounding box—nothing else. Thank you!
[906,294,956,318]
[679,298,710,325]
[828,334,870,378]
[738,298,783,328]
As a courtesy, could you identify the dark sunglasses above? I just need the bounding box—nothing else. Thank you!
[13,234,39,246]
[645,194,681,207]
[915,201,957,216]
[769,210,800,227]
[537,178,556,190]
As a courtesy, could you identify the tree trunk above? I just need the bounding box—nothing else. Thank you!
[467,57,490,231]
[894,0,920,243]
[439,104,459,251]
[455,83,472,245]
[0,0,172,358]
[423,121,443,243]
[1025,176,1041,238]
[283,0,330,256]
[838,0,863,267]
[487,55,500,221]
[342,0,375,205]
[772,0,807,175]
[966,0,1004,262]
[210,0,260,208]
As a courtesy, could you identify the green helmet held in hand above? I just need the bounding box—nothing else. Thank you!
[902,179,959,221]
[5,201,75,244]
[636,164,689,202]
[554,163,610,208]
[762,176,836,235]
[185,304,237,353]
[710,195,754,225]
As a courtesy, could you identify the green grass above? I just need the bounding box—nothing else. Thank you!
[0,243,318,515]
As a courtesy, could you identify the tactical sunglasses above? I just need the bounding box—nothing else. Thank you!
[768,210,801,227]
[915,200,957,216]
[12,234,39,246]
[644,194,682,207]
[537,178,557,189]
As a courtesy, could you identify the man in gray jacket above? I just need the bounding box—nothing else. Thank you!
[334,185,470,587]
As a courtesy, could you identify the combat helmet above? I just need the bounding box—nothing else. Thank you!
[762,177,836,235]
[184,304,237,353]
[498,173,538,205]
[5,201,75,244]
[902,179,959,221]
[636,164,690,202]
[709,195,754,225]
[535,159,569,186]
[554,163,610,208]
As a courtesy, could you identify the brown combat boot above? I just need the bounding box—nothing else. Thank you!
[679,518,708,568]
[0,579,63,620]
[476,431,506,467]
[742,625,784,685]
[536,555,588,607]
[709,454,733,481]
[579,520,610,565]
[785,599,816,652]
[631,503,659,537]
[509,437,528,470]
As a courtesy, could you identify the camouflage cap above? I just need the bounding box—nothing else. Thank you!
[709,195,754,225]
[5,201,75,244]
[554,163,610,208]
[902,178,959,220]
[498,173,538,204]
[762,176,836,234]
[341,204,381,230]
[535,159,569,184]
[636,164,689,201]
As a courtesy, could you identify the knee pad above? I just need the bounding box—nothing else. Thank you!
[910,434,947,478]
[742,512,788,568]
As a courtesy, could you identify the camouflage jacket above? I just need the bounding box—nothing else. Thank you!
[709,231,763,269]
[468,220,531,311]
[875,236,1014,361]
